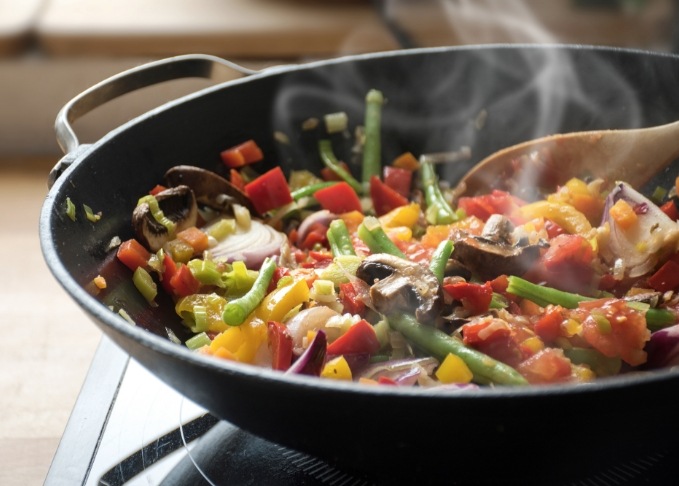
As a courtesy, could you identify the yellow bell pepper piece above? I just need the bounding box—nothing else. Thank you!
[321,356,353,380]
[385,226,412,242]
[379,203,421,229]
[518,201,592,236]
[175,293,228,333]
[209,318,267,364]
[255,278,310,323]
[435,353,473,384]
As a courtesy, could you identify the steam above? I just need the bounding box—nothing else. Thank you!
[271,0,646,191]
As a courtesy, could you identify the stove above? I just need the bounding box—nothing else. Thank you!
[45,337,678,486]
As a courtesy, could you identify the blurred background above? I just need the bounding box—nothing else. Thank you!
[0,0,677,484]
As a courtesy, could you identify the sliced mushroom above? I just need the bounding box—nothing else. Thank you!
[132,185,198,251]
[451,236,542,281]
[482,214,514,244]
[164,165,257,215]
[355,253,441,322]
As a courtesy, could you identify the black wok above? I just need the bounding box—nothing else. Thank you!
[40,46,679,484]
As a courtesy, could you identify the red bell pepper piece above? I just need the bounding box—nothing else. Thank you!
[230,169,246,191]
[443,281,493,315]
[161,253,178,295]
[117,239,150,271]
[647,259,679,293]
[457,190,524,221]
[149,184,167,196]
[267,321,293,371]
[220,139,264,168]
[169,264,201,297]
[244,166,293,214]
[339,281,366,316]
[326,319,381,356]
[369,175,408,216]
[313,181,362,214]
[383,166,412,198]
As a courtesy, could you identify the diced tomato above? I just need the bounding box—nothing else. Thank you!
[533,306,565,342]
[532,233,595,293]
[457,190,524,222]
[169,264,201,297]
[443,281,493,315]
[267,321,293,371]
[117,239,150,271]
[220,139,264,168]
[370,175,408,216]
[516,348,572,384]
[647,259,679,293]
[244,166,293,214]
[313,181,362,214]
[326,319,381,356]
[383,166,412,198]
[461,317,527,367]
[230,169,246,191]
[574,299,650,366]
[339,281,367,316]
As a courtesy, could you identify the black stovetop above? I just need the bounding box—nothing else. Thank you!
[45,337,678,486]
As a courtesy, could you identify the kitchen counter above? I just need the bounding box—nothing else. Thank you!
[0,159,102,486]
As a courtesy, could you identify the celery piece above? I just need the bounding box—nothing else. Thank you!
[186,332,211,350]
[188,259,224,287]
[324,111,349,134]
[318,255,363,286]
[221,261,258,297]
[65,197,76,221]
[206,218,236,241]
[132,267,157,304]
[313,279,335,296]
[191,305,209,333]
[83,204,101,222]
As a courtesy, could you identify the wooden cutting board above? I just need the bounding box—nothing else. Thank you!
[36,0,401,58]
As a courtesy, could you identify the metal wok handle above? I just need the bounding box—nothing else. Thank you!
[49,54,258,188]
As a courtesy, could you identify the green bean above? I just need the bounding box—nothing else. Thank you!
[318,140,363,194]
[357,216,405,258]
[429,239,453,283]
[388,313,528,386]
[291,181,338,201]
[419,161,459,225]
[327,219,356,257]
[361,89,384,192]
[222,257,277,326]
[506,275,676,331]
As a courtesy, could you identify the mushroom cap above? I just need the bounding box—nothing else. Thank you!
[132,185,198,251]
[356,253,441,323]
[164,165,257,215]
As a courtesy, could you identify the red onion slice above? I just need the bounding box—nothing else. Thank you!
[209,219,286,269]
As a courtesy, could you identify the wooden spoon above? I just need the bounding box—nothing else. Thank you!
[456,119,679,197]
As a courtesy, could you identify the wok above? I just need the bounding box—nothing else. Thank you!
[40,45,679,484]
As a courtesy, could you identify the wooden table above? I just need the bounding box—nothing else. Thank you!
[0,159,103,486]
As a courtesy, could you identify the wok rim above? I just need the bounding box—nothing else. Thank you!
[39,42,679,404]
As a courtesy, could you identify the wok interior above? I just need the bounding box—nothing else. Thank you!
[41,45,679,482]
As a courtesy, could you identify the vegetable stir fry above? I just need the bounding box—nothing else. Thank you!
[113,89,679,388]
